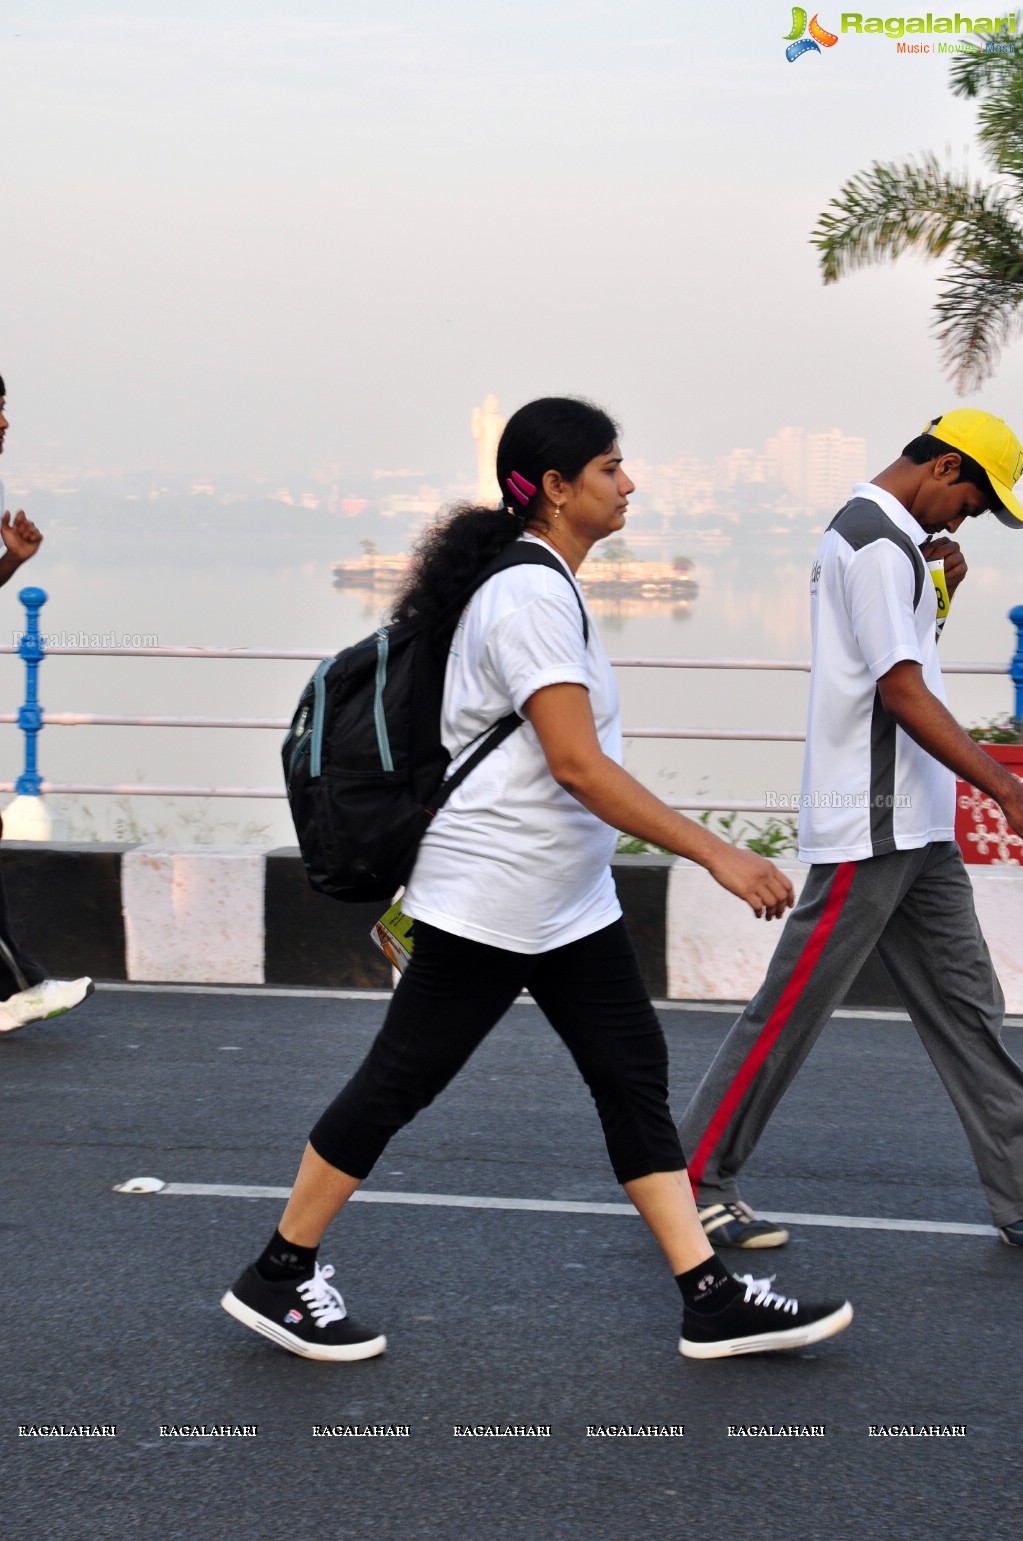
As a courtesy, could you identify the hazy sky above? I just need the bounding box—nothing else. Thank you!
[4,1,1022,482]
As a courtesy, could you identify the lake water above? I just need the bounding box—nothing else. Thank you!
[0,517,1018,846]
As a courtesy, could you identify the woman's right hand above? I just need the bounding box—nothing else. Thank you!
[705,844,795,920]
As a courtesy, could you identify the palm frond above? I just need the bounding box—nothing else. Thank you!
[812,156,994,282]
[949,36,1023,179]
[976,85,1023,180]
[816,33,1023,387]
[948,33,1020,100]
[935,270,1023,390]
[934,216,1023,388]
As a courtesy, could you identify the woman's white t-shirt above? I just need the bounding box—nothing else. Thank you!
[402,536,623,953]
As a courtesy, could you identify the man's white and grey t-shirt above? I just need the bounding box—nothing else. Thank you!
[798,481,955,864]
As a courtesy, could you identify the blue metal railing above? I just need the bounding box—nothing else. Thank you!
[4,594,1022,813]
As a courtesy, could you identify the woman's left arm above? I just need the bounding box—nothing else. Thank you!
[523,682,794,920]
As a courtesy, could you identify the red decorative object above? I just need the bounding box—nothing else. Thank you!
[955,745,1023,865]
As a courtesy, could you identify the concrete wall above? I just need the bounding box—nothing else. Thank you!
[3,843,1020,1012]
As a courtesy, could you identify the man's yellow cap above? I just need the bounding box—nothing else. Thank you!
[924,410,1023,529]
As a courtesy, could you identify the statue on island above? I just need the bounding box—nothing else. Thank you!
[472,394,505,506]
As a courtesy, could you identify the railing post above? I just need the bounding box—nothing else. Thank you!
[1011,605,1023,732]
[3,587,54,839]
[15,587,47,795]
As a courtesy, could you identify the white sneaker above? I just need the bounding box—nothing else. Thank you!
[0,977,94,1033]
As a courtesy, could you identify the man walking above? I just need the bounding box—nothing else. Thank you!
[680,410,1023,1249]
[0,373,93,1032]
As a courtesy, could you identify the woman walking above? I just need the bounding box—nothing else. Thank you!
[222,397,852,1362]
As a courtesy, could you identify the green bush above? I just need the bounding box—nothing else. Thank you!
[966,715,1022,745]
[615,812,800,859]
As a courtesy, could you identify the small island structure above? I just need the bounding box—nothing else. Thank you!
[331,548,699,601]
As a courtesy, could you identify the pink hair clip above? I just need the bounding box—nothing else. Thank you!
[505,470,536,506]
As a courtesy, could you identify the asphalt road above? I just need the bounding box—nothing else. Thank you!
[4,986,1022,1541]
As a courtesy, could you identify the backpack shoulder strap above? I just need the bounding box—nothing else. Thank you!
[470,540,589,643]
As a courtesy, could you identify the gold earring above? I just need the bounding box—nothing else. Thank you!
[553,502,562,521]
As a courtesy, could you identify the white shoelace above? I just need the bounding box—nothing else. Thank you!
[736,1273,799,1315]
[295,1263,348,1327]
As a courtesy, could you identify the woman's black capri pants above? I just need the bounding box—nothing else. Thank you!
[310,917,687,1185]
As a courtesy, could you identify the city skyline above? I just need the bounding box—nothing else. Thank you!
[6,415,871,522]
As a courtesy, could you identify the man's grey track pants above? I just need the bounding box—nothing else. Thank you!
[678,842,1023,1228]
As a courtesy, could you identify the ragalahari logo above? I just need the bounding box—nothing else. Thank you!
[784,8,839,60]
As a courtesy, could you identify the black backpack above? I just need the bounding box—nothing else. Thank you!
[282,542,589,902]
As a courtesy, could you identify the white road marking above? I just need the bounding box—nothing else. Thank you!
[762,1212,995,1237]
[97,982,395,1002]
[127,1180,999,1237]
[89,982,1023,1027]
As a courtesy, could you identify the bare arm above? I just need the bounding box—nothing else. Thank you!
[878,659,1023,837]
[522,682,795,920]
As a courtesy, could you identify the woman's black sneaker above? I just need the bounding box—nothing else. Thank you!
[679,1272,852,1359]
[221,1260,387,1361]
